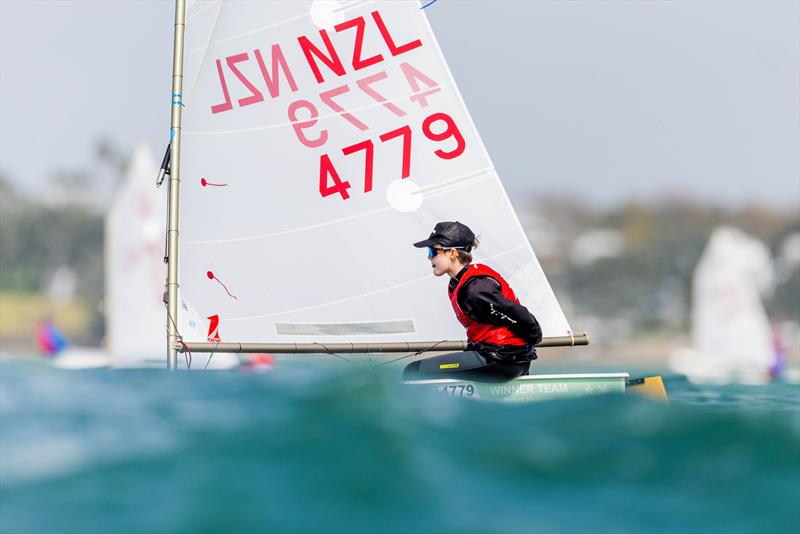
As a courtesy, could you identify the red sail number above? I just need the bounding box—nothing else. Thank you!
[319,154,351,200]
[316,112,465,200]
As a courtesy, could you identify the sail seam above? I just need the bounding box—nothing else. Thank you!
[187,12,309,55]
[186,0,220,23]
[413,167,491,194]
[183,205,391,245]
[187,0,227,101]
[421,174,495,200]
[181,166,495,245]
[334,0,373,13]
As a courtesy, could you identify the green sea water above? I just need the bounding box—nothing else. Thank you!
[1,357,798,534]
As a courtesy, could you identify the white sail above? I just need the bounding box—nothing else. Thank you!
[670,226,776,383]
[105,145,168,365]
[176,0,572,346]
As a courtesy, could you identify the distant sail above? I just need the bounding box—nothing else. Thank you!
[105,145,168,364]
[176,1,572,345]
[670,226,775,383]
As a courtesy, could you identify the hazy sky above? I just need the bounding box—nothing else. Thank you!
[1,0,798,208]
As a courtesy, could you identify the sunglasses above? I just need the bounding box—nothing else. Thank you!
[427,246,467,259]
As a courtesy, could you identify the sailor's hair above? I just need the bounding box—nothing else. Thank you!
[455,236,480,264]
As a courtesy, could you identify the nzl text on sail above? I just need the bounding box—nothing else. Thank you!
[208,8,469,202]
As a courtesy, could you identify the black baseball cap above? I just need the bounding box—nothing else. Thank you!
[413,221,476,251]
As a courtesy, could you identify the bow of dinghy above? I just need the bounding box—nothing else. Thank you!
[626,376,669,402]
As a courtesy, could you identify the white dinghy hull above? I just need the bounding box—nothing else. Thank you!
[406,373,668,402]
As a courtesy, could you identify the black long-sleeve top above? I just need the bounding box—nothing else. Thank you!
[448,266,543,352]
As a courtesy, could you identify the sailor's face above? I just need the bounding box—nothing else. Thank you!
[428,246,454,277]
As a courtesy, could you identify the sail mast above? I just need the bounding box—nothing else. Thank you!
[166,0,186,370]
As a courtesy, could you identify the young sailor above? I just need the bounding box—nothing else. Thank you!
[404,221,542,382]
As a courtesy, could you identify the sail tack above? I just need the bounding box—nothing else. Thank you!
[177,0,572,345]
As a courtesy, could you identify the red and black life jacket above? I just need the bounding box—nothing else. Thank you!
[448,264,528,347]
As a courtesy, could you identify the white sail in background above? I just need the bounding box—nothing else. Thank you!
[670,227,776,383]
[105,145,168,365]
[176,0,572,345]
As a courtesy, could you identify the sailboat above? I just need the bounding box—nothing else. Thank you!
[160,0,666,400]
[670,226,779,384]
[53,148,165,370]
[105,145,168,367]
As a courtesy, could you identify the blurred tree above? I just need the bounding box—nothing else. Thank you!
[0,174,29,215]
[0,136,129,344]
[564,199,799,333]
[0,190,104,342]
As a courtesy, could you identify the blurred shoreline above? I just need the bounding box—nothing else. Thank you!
[2,171,798,370]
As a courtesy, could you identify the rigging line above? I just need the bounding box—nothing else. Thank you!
[311,343,352,362]
[204,341,219,369]
[374,339,453,368]
[163,181,171,262]
[168,311,191,369]
[223,244,529,322]
[165,302,192,369]
[183,339,193,370]
[182,81,455,136]
[181,166,493,246]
